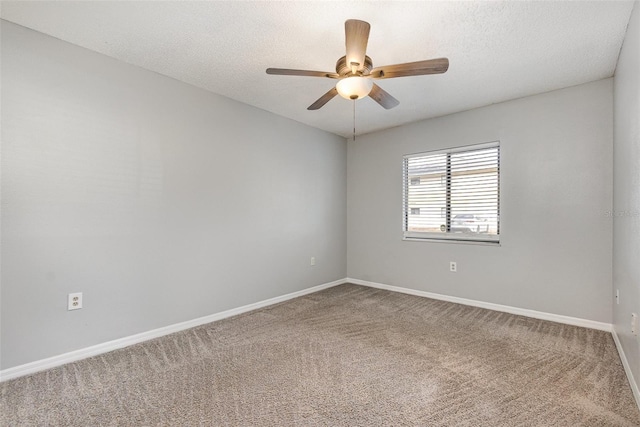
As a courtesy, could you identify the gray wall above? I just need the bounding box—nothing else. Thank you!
[348,79,614,323]
[1,21,347,369]
[613,2,640,394]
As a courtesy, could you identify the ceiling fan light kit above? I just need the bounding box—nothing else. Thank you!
[266,19,449,110]
[336,76,373,100]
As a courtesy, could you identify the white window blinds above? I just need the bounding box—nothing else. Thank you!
[403,142,500,243]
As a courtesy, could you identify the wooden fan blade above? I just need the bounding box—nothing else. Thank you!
[369,83,399,109]
[369,58,449,79]
[345,19,370,72]
[308,87,339,110]
[266,68,339,79]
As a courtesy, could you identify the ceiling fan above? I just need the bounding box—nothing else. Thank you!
[266,19,449,110]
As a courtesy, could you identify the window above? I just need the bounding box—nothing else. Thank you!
[403,142,500,243]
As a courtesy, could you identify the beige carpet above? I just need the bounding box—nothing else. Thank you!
[2,284,639,426]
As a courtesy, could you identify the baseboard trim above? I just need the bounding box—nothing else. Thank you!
[612,329,640,411]
[1,277,616,382]
[346,278,613,332]
[0,278,347,382]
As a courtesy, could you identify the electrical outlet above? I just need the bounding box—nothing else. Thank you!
[310,257,316,266]
[450,262,457,272]
[68,293,82,311]
[616,289,619,305]
[632,313,638,336]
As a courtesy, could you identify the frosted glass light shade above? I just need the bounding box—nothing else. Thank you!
[336,77,373,100]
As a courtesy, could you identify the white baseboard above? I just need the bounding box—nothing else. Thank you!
[346,278,613,332]
[612,329,640,411]
[0,277,617,383]
[0,278,347,382]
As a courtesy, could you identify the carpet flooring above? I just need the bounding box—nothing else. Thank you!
[2,284,639,426]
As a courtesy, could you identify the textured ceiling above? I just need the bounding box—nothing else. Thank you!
[1,1,634,138]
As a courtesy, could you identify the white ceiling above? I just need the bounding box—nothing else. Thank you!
[1,1,634,138]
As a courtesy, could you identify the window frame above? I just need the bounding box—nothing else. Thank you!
[402,141,500,244]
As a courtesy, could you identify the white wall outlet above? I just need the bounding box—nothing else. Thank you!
[68,292,82,311]
[450,262,457,272]
[631,313,638,336]
[310,257,316,266]
[616,289,619,305]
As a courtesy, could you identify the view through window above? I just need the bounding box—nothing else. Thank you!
[403,142,500,243]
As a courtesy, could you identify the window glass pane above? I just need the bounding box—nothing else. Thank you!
[405,153,447,234]
[450,147,499,236]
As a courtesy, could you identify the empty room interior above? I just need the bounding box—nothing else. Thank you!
[1,1,640,425]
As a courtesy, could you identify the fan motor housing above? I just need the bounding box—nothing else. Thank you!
[336,55,373,76]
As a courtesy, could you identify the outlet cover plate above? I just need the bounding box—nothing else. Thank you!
[68,292,83,311]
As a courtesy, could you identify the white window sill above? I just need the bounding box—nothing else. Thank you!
[402,236,501,246]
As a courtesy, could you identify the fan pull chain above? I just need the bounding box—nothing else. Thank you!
[353,99,356,142]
